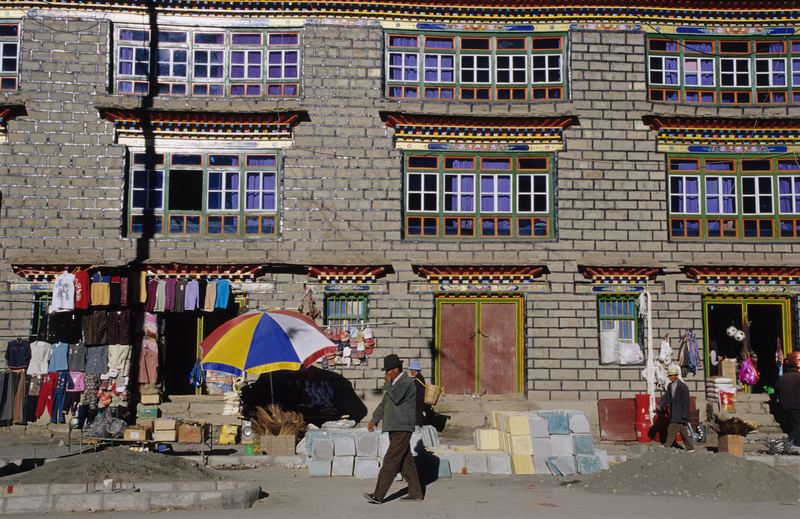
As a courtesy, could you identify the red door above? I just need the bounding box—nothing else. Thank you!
[479,301,519,394]
[438,301,477,396]
[436,297,523,395]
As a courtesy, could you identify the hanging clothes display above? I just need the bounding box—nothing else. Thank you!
[165,278,177,311]
[90,282,110,306]
[67,343,87,372]
[215,279,231,309]
[74,270,90,310]
[5,339,30,369]
[145,279,158,312]
[138,312,159,384]
[203,281,217,312]
[175,280,186,313]
[107,310,131,344]
[48,342,69,372]
[49,272,76,313]
[82,312,107,346]
[27,341,51,376]
[154,280,167,312]
[184,279,200,310]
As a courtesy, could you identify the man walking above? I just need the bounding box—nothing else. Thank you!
[659,364,695,451]
[364,354,424,504]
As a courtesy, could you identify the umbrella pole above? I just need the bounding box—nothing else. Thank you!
[269,371,275,405]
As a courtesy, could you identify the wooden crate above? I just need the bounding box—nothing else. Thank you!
[718,434,744,457]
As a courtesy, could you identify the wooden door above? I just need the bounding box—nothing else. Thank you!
[479,301,521,394]
[437,301,477,396]
[436,296,523,395]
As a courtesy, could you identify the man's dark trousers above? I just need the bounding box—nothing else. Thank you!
[373,431,423,500]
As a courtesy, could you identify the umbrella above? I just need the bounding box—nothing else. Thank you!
[200,309,336,377]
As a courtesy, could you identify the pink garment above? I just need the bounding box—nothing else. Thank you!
[67,371,85,392]
[138,338,159,384]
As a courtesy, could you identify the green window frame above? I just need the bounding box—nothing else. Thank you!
[127,150,281,238]
[114,25,302,97]
[385,31,567,102]
[324,293,368,325]
[597,294,639,343]
[667,154,800,240]
[646,35,797,105]
[403,152,555,240]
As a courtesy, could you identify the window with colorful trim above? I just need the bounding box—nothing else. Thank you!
[667,155,800,240]
[597,295,640,344]
[385,32,567,102]
[646,35,798,105]
[0,23,19,91]
[127,150,280,237]
[114,26,301,97]
[324,293,368,325]
[403,152,555,239]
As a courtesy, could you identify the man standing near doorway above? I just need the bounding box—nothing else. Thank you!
[364,354,424,504]
[777,351,800,446]
[408,359,429,427]
[659,365,695,451]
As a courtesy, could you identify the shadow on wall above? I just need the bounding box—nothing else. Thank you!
[241,366,368,426]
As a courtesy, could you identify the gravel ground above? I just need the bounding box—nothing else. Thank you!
[1,447,224,484]
[578,447,800,502]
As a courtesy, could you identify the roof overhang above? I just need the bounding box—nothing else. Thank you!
[98,108,308,148]
[413,264,548,284]
[579,265,664,284]
[307,265,391,283]
[644,116,800,154]
[382,112,576,152]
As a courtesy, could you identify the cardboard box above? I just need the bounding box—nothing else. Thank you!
[138,406,160,419]
[140,394,161,405]
[263,434,296,456]
[718,434,744,457]
[153,430,177,442]
[178,422,209,444]
[124,428,151,441]
[154,418,177,431]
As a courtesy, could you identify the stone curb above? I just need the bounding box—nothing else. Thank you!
[0,480,261,513]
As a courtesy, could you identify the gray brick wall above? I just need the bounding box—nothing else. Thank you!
[1,17,798,402]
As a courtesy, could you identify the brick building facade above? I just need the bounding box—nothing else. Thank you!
[1,1,799,407]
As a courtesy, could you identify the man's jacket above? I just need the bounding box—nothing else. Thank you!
[370,371,416,432]
[660,379,691,424]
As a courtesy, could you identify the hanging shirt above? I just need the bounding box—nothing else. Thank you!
[184,280,200,311]
[5,339,31,369]
[27,341,52,375]
[49,272,76,313]
[85,346,109,375]
[82,312,108,346]
[109,276,122,306]
[203,281,217,312]
[154,280,167,312]
[68,372,85,392]
[48,342,70,372]
[215,279,231,309]
[175,280,186,313]
[74,270,90,310]
[90,282,110,306]
[119,275,129,307]
[145,279,158,312]
[165,278,178,311]
[107,310,131,344]
[67,343,87,372]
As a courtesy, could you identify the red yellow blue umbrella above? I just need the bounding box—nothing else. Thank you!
[200,309,336,376]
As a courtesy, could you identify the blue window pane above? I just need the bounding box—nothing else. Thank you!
[519,219,532,236]
[482,219,495,235]
[207,218,222,234]
[208,193,221,209]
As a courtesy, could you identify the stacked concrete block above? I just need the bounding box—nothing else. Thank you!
[307,427,441,479]
[474,428,501,450]
[465,453,488,474]
[575,454,602,475]
[486,452,513,475]
[572,434,595,455]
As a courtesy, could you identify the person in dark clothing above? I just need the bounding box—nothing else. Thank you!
[364,354,424,504]
[777,351,800,446]
[408,360,430,427]
[658,364,695,451]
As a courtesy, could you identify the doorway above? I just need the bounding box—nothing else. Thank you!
[434,296,524,396]
[161,306,239,395]
[703,296,791,392]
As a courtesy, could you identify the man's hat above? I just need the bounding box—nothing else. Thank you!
[382,354,402,371]
[667,365,680,376]
[408,360,421,371]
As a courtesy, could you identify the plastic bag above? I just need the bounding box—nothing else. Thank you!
[738,357,759,386]
[619,342,644,365]
[87,409,127,439]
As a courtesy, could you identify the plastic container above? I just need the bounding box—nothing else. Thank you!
[600,329,619,364]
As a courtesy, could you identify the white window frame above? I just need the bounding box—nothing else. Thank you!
[792,58,800,86]
[207,170,240,211]
[704,175,737,215]
[193,48,225,81]
[387,51,419,82]
[779,175,800,215]
[267,49,299,80]
[495,54,527,84]
[720,58,751,87]
[531,54,562,84]
[669,175,701,215]
[131,169,164,210]
[460,54,491,84]
[741,176,774,215]
[648,55,679,86]
[517,173,549,213]
[406,172,438,212]
[0,40,19,74]
[755,57,787,87]
[443,173,475,213]
[683,57,715,87]
[423,53,455,83]
[480,174,513,213]
[231,49,263,80]
[245,171,277,211]
[157,47,188,79]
